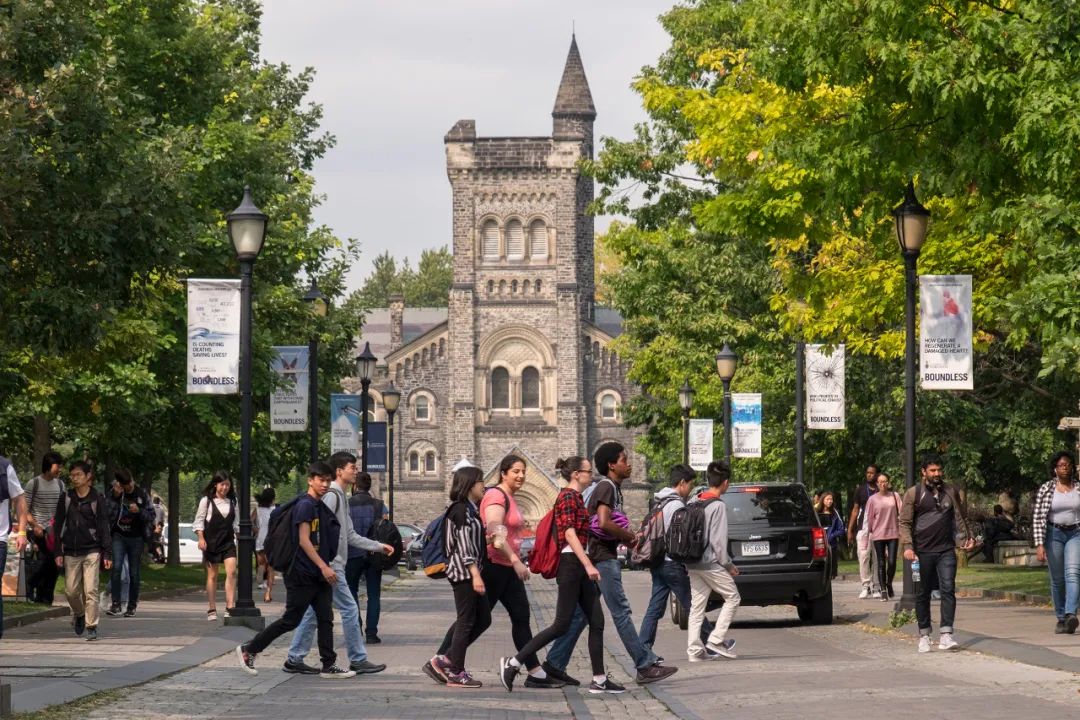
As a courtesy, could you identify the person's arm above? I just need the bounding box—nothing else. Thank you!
[711,502,736,573]
[899,487,916,559]
[52,494,67,564]
[193,497,209,549]
[483,493,527,577]
[564,527,598,581]
[11,491,28,552]
[25,477,41,537]
[98,496,113,567]
[298,520,335,582]
[846,496,860,544]
[951,487,975,549]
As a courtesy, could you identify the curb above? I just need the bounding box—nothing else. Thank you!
[2,585,202,631]
[834,573,1051,607]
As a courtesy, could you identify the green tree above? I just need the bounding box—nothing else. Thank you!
[357,246,452,308]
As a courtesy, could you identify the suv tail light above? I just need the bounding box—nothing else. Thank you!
[811,527,827,559]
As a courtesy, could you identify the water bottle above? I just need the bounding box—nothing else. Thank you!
[911,558,921,584]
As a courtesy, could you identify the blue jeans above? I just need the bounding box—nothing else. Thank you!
[547,558,658,672]
[345,555,382,638]
[0,543,7,638]
[288,567,367,666]
[1046,524,1080,620]
[111,536,142,606]
[639,560,713,648]
[915,550,957,635]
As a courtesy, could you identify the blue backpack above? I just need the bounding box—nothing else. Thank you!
[420,511,449,579]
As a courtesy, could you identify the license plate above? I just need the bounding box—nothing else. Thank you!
[741,541,770,557]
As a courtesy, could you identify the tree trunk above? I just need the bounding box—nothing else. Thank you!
[31,414,50,473]
[167,465,180,567]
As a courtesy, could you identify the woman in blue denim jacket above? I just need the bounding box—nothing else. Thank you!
[820,491,845,579]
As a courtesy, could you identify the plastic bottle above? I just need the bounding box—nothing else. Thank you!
[911,558,921,583]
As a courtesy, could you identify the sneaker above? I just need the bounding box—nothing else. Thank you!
[423,654,451,684]
[73,615,86,637]
[350,660,386,674]
[86,626,98,642]
[858,587,870,599]
[635,663,678,684]
[236,644,258,675]
[207,608,217,622]
[320,665,357,679]
[224,608,233,619]
[282,659,320,675]
[931,589,942,600]
[870,591,882,599]
[541,661,579,686]
[1065,614,1079,635]
[123,605,136,618]
[588,675,627,694]
[366,634,382,644]
[1055,619,1067,634]
[918,636,932,654]
[523,674,565,689]
[498,657,519,692]
[688,648,722,662]
[422,660,447,685]
[446,670,482,688]
[706,638,737,659]
[937,633,959,651]
[105,603,122,617]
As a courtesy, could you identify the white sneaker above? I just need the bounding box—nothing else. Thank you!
[918,636,932,654]
[938,633,958,651]
[871,591,882,599]
[705,639,737,659]
[858,588,870,599]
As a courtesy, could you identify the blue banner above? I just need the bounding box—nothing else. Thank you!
[365,422,387,472]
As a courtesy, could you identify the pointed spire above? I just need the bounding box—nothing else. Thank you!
[552,34,596,121]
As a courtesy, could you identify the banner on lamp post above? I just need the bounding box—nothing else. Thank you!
[270,346,309,432]
[330,394,362,455]
[365,422,387,472]
[920,275,974,390]
[688,419,715,471]
[805,344,846,430]
[731,393,762,458]
[186,279,241,394]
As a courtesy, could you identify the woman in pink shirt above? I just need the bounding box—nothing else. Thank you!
[865,472,902,599]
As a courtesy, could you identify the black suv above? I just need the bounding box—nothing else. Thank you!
[670,481,832,626]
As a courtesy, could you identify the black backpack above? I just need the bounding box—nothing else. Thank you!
[367,513,403,570]
[264,494,305,573]
[665,498,717,563]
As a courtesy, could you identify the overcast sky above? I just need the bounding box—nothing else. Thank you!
[258,1,674,293]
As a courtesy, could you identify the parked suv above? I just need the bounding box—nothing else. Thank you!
[671,481,832,626]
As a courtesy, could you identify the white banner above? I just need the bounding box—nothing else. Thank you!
[330,394,362,455]
[270,346,309,432]
[731,393,762,458]
[688,418,714,471]
[920,275,973,390]
[186,279,241,394]
[805,344,845,429]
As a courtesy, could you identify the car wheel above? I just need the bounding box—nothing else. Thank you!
[800,586,833,625]
[670,594,688,630]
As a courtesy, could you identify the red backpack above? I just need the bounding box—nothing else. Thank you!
[528,509,560,579]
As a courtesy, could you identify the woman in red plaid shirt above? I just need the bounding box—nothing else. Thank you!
[499,457,622,694]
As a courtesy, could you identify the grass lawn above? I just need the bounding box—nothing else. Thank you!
[837,558,1049,597]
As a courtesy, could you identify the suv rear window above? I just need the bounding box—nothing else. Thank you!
[723,486,814,527]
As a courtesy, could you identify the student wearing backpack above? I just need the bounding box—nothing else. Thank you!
[899,455,975,653]
[237,462,356,678]
[423,465,490,689]
[25,451,64,605]
[105,468,153,618]
[193,471,239,621]
[346,470,389,644]
[52,461,111,641]
[0,452,29,639]
[500,456,620,694]
[284,452,392,676]
[544,442,678,686]
[637,464,714,652]
[685,461,741,661]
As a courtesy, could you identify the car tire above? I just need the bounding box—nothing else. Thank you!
[800,586,833,625]
[670,594,689,630]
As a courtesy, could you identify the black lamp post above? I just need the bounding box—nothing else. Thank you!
[226,186,267,630]
[356,342,377,472]
[382,383,401,522]
[795,340,806,487]
[715,344,738,469]
[678,379,694,466]
[893,179,930,611]
[303,280,328,463]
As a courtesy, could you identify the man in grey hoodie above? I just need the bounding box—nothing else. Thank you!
[638,464,713,650]
[685,461,740,661]
[284,452,393,675]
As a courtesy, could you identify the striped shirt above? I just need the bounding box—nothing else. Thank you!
[444,500,485,583]
[26,475,65,528]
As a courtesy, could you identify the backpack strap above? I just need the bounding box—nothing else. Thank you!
[487,486,511,512]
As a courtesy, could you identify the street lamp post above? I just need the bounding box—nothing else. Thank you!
[893,179,930,611]
[715,344,738,469]
[303,280,328,463]
[795,340,806,487]
[356,342,377,472]
[382,383,401,522]
[678,379,695,466]
[226,186,267,630]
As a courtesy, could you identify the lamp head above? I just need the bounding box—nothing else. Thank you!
[227,186,268,261]
[302,279,329,317]
[715,343,738,382]
[355,341,377,382]
[678,379,694,412]
[892,180,930,255]
[382,382,401,414]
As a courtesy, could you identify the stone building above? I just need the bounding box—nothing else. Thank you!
[358,37,648,526]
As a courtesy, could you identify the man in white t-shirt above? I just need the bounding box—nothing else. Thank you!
[1,453,30,639]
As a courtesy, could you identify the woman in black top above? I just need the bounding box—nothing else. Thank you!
[194,472,238,621]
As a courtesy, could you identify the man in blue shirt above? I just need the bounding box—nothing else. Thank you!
[346,469,389,643]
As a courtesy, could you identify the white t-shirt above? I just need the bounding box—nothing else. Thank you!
[2,462,26,541]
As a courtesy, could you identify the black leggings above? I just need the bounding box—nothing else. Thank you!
[513,553,605,676]
[873,539,899,594]
[438,562,539,669]
[446,579,493,674]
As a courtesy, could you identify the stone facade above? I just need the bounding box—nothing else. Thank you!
[360,38,648,527]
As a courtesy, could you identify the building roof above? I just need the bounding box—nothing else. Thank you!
[552,35,596,119]
[594,307,624,337]
[360,308,448,362]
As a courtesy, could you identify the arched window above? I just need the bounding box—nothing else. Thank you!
[498,279,506,295]
[529,220,547,260]
[521,366,540,410]
[425,451,436,473]
[534,279,542,294]
[506,219,525,260]
[511,279,518,295]
[414,395,430,422]
[491,367,510,409]
[409,452,420,473]
[487,279,494,294]
[482,219,500,260]
[600,393,618,421]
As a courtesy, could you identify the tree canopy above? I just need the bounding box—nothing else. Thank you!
[357,247,453,309]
